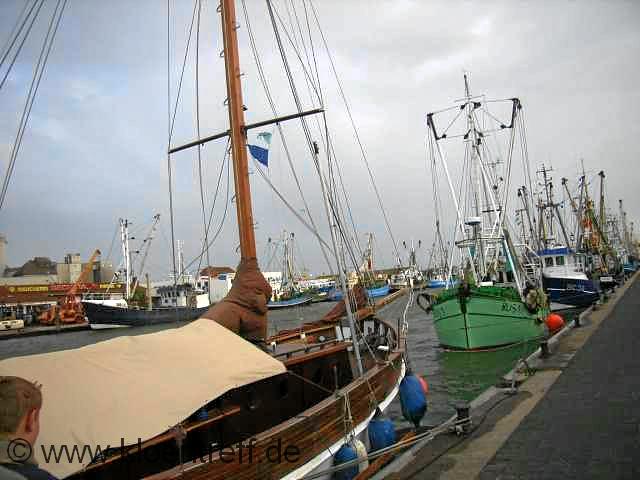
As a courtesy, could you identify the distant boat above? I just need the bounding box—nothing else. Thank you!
[390,267,425,291]
[328,283,390,301]
[389,271,409,291]
[427,75,547,350]
[83,217,211,328]
[538,246,599,307]
[267,295,313,309]
[426,277,457,289]
[5,3,405,479]
[83,301,209,328]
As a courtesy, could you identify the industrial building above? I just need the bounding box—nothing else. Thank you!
[0,234,123,321]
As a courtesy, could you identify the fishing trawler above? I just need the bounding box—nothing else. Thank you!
[0,2,406,479]
[265,232,313,309]
[426,75,548,350]
[83,217,210,328]
[533,166,599,308]
[328,233,391,300]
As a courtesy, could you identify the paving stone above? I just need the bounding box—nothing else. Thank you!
[479,280,640,480]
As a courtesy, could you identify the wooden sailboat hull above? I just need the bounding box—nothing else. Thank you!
[431,286,546,350]
[151,354,404,480]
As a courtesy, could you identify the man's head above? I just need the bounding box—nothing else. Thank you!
[0,376,42,446]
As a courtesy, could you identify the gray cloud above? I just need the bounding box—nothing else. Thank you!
[1,0,638,277]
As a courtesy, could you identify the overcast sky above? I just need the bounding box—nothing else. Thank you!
[1,0,639,278]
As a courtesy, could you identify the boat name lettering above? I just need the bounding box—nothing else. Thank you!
[500,302,521,313]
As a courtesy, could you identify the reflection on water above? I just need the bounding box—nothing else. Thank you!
[388,303,581,428]
[385,304,538,427]
[1,297,581,431]
[439,340,539,403]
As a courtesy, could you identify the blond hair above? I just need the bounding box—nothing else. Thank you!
[0,376,42,435]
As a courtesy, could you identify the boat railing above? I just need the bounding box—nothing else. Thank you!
[272,338,343,360]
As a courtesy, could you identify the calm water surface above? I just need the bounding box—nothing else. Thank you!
[0,297,578,429]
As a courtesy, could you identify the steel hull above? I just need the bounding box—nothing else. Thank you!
[431,288,546,350]
[542,275,600,307]
[83,302,209,328]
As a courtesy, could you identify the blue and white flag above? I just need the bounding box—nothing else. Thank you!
[247,131,272,167]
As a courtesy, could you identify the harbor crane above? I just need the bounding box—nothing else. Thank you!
[38,249,101,325]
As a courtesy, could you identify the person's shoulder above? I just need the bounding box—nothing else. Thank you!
[0,463,58,480]
[0,463,28,480]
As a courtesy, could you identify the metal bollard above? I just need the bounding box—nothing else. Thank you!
[574,314,581,328]
[454,401,471,434]
[540,340,550,358]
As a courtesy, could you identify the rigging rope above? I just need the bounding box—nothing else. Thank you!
[180,147,231,279]
[281,0,362,259]
[269,0,361,275]
[0,0,68,213]
[168,0,199,144]
[0,0,39,71]
[166,0,199,286]
[267,1,364,276]
[0,0,46,92]
[269,1,363,276]
[105,222,119,262]
[197,145,231,273]
[309,0,402,266]
[194,0,211,273]
[166,0,178,287]
[240,0,333,273]
[253,158,333,253]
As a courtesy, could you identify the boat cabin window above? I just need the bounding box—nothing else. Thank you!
[555,256,565,266]
[545,257,554,267]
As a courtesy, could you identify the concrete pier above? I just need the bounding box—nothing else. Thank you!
[382,272,640,479]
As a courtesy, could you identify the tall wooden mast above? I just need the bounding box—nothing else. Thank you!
[220,0,256,260]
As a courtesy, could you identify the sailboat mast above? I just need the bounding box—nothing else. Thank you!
[464,73,485,278]
[598,171,606,230]
[120,218,131,300]
[221,0,257,260]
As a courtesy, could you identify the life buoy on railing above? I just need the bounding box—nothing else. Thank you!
[524,287,547,315]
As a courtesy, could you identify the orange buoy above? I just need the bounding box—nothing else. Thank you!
[545,313,565,333]
[418,375,429,395]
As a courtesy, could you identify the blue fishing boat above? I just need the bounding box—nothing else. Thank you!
[328,284,390,301]
[367,284,391,298]
[539,247,599,307]
[426,278,458,289]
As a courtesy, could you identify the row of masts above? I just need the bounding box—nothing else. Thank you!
[427,73,638,297]
[514,158,636,272]
[166,0,367,374]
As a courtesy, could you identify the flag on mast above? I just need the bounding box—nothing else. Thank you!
[248,132,272,167]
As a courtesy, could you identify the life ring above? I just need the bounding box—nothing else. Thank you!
[524,287,547,314]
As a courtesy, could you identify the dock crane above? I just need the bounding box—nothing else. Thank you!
[130,214,160,297]
[39,249,101,325]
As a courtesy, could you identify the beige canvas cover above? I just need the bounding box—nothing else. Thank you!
[0,318,286,478]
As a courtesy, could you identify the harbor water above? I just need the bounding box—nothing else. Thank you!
[0,296,577,429]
